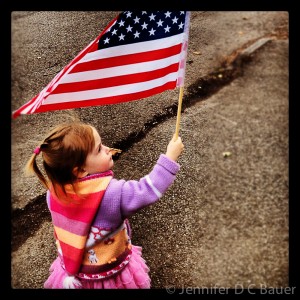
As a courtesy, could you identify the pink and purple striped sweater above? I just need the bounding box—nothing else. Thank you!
[47,154,180,279]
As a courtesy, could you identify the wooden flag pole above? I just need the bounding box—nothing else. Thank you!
[174,86,184,140]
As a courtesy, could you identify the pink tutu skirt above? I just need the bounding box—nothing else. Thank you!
[44,245,151,289]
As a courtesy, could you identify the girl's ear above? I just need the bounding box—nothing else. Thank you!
[73,167,89,178]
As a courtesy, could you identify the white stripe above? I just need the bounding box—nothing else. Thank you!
[21,86,48,114]
[20,103,34,114]
[60,54,180,83]
[145,175,162,198]
[81,33,184,62]
[43,72,177,104]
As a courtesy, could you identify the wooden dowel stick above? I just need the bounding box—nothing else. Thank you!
[174,86,184,140]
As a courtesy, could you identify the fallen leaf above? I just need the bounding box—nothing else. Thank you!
[109,148,122,155]
[222,151,231,158]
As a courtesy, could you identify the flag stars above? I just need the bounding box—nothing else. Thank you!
[149,13,156,21]
[99,11,187,49]
[133,16,140,23]
[172,16,178,24]
[165,11,171,18]
[118,33,125,41]
[164,25,171,33]
[157,19,163,27]
[149,28,156,36]
[141,22,148,30]
[133,31,140,38]
[126,25,133,32]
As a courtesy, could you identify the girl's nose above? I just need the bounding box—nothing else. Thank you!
[104,145,110,154]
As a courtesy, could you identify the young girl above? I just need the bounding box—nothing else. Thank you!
[25,120,184,289]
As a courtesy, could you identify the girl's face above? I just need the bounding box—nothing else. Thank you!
[83,127,114,175]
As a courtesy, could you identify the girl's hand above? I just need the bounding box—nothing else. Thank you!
[165,135,184,162]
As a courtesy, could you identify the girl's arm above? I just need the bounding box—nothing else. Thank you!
[120,154,180,218]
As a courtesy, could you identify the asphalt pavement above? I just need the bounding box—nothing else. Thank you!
[10,11,290,292]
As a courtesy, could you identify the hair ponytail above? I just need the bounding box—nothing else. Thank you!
[24,121,95,202]
[25,151,49,190]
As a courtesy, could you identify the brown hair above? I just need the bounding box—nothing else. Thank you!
[25,121,95,201]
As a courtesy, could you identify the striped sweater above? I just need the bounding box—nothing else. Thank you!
[47,154,180,279]
[48,171,114,276]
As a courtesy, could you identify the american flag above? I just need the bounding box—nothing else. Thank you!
[12,11,190,118]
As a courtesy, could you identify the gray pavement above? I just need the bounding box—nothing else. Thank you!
[11,11,289,290]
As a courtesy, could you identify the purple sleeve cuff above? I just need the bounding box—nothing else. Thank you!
[147,154,180,199]
[120,154,181,217]
[157,154,180,175]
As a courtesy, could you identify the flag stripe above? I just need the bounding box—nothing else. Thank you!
[13,94,39,117]
[59,53,180,83]
[70,43,182,73]
[35,82,176,113]
[80,33,185,62]
[52,63,179,94]
[44,72,177,104]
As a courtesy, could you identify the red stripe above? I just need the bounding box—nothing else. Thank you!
[52,63,179,94]
[34,82,177,113]
[12,94,40,118]
[70,44,182,73]
[59,240,85,274]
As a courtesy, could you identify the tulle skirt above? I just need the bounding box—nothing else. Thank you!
[44,245,151,289]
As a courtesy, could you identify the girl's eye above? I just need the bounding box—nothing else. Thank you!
[98,145,102,152]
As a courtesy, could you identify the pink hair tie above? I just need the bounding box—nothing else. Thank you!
[34,146,41,155]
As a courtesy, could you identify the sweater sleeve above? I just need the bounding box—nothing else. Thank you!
[120,154,180,218]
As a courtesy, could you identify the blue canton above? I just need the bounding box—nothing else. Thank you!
[98,11,187,49]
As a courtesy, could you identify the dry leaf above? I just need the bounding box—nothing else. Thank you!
[109,148,122,155]
[222,151,231,158]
